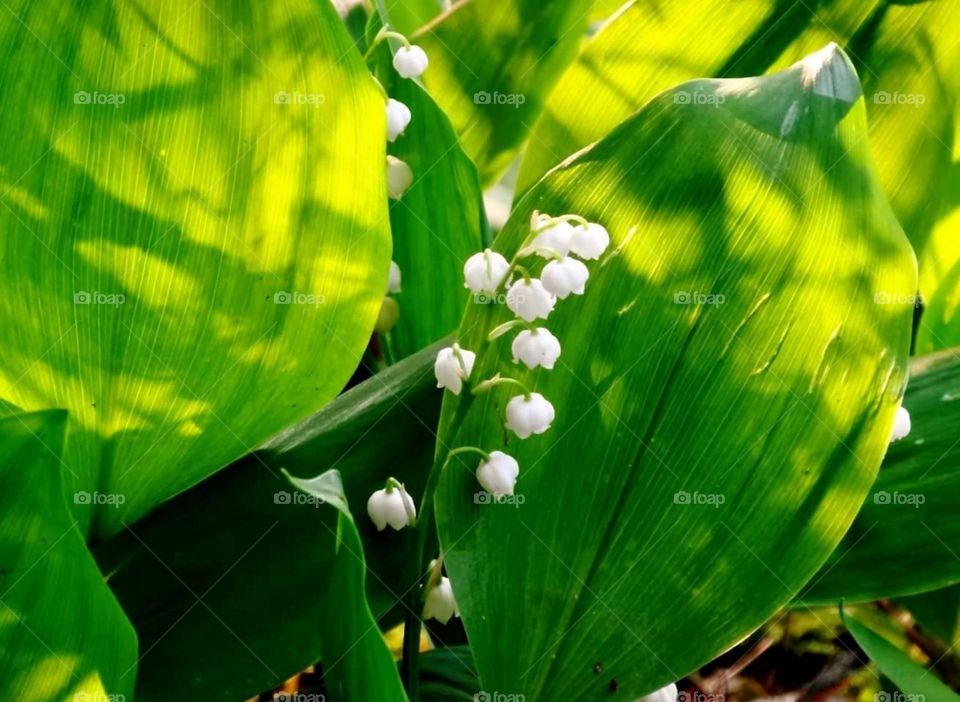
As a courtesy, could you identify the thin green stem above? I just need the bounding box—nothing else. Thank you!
[400,396,475,699]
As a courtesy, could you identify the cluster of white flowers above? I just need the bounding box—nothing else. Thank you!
[433,211,610,498]
[381,31,427,201]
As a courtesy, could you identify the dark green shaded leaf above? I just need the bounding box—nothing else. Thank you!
[97,342,443,701]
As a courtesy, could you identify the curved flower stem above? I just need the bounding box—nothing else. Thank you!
[472,374,531,398]
[363,27,410,60]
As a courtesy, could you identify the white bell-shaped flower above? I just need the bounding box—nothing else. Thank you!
[505,392,555,439]
[393,44,429,78]
[511,328,561,369]
[570,222,610,260]
[638,682,678,702]
[423,576,459,624]
[506,278,556,322]
[366,482,416,531]
[476,451,519,496]
[541,257,589,299]
[386,98,412,142]
[386,156,413,199]
[463,249,510,296]
[387,261,402,293]
[434,345,476,395]
[528,214,574,258]
[891,405,911,442]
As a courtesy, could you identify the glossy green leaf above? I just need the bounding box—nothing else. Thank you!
[0,0,390,539]
[286,468,408,702]
[435,47,915,700]
[844,610,960,701]
[383,67,486,358]
[516,0,881,193]
[0,410,137,702]
[414,0,593,184]
[97,342,442,701]
[800,348,960,605]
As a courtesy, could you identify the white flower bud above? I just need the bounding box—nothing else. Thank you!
[891,405,911,442]
[511,328,560,369]
[386,98,412,142]
[464,248,510,296]
[423,576,459,624]
[637,682,678,702]
[506,278,556,322]
[387,261,402,293]
[528,214,573,258]
[387,156,413,199]
[434,345,476,395]
[541,257,589,299]
[505,392,555,439]
[570,222,610,260]
[476,450,519,496]
[393,45,429,78]
[366,482,416,531]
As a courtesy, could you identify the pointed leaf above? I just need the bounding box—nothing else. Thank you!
[435,47,915,700]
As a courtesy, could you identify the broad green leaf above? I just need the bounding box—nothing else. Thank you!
[799,348,960,605]
[286,469,408,702]
[414,0,593,184]
[382,60,486,358]
[435,47,915,700]
[844,610,960,701]
[0,411,137,702]
[97,342,442,701]
[0,0,390,538]
[516,0,881,193]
